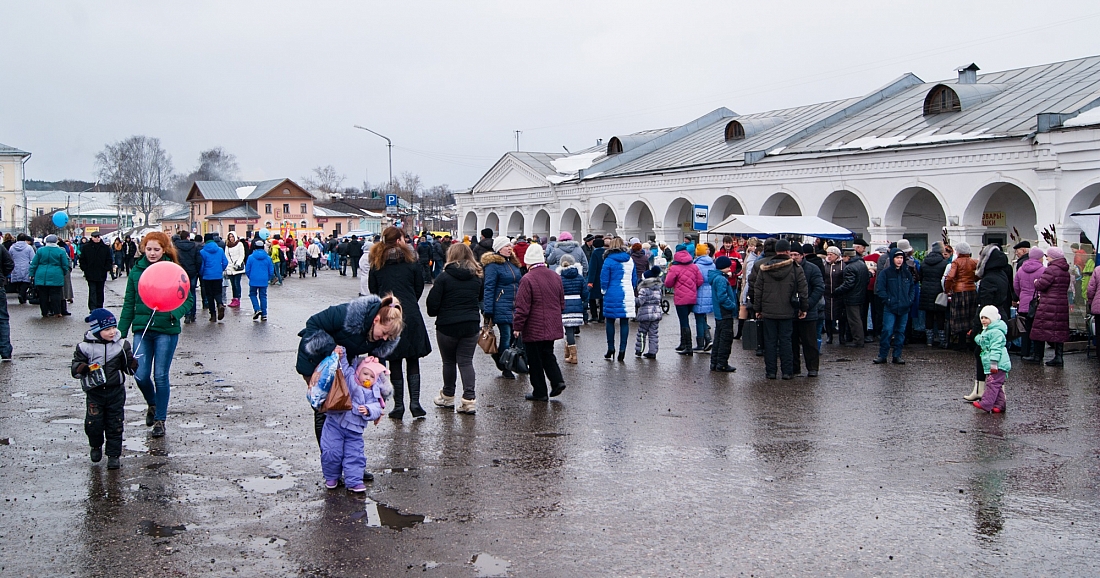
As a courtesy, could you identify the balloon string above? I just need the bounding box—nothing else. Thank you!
[132,307,158,358]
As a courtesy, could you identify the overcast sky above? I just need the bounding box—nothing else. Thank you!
[4,1,1099,193]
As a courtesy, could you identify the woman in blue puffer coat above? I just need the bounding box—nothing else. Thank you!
[599,237,637,361]
[692,244,715,352]
[482,237,523,378]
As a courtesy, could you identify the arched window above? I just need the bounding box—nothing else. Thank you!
[606,137,623,155]
[923,86,961,115]
[724,121,746,141]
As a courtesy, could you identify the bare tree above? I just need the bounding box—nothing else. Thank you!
[195,147,240,181]
[95,135,174,227]
[302,165,346,195]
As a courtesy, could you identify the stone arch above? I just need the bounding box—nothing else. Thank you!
[532,209,551,239]
[884,186,948,249]
[625,200,656,241]
[817,189,871,239]
[1064,181,1100,223]
[506,211,525,236]
[663,197,695,232]
[560,207,582,238]
[461,211,478,238]
[884,185,949,227]
[484,212,500,236]
[590,203,618,235]
[760,191,802,216]
[712,194,745,223]
[962,181,1038,246]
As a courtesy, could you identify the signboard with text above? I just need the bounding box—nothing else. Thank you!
[982,211,1006,227]
[386,194,399,215]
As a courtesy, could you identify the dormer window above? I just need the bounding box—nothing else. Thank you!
[607,137,623,155]
[923,85,961,115]
[724,121,746,141]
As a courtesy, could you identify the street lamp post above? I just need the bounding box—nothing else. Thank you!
[352,125,393,191]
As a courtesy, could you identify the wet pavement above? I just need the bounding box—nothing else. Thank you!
[2,273,1099,576]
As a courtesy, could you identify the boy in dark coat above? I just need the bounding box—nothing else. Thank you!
[72,309,137,470]
[78,232,113,312]
[873,248,917,364]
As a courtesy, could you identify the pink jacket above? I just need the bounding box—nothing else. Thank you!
[1088,269,1100,315]
[1013,258,1045,314]
[664,250,703,306]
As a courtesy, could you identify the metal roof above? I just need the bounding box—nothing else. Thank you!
[161,208,191,221]
[0,142,30,156]
[207,205,260,219]
[314,206,357,218]
[190,179,311,201]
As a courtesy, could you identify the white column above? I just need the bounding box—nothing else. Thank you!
[945,225,987,248]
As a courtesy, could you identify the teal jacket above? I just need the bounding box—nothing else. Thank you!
[28,244,71,287]
[976,319,1012,374]
[707,269,738,321]
[118,255,194,337]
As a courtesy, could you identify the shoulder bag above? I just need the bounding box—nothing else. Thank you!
[498,341,529,374]
[478,316,498,354]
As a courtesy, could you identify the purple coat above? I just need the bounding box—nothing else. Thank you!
[1013,258,1045,315]
[513,264,565,342]
[1087,271,1100,315]
[1030,257,1071,343]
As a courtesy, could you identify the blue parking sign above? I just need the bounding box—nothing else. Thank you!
[385,194,398,206]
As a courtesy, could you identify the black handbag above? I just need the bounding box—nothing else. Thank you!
[498,342,529,374]
[1025,293,1040,320]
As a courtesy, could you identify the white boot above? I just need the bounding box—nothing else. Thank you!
[433,390,455,408]
[456,398,476,415]
[963,380,985,402]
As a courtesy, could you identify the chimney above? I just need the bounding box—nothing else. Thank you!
[956,63,979,84]
[596,138,603,146]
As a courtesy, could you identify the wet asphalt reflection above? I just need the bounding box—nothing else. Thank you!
[1,273,1099,575]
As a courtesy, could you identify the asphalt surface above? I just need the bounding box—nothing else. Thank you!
[2,271,1099,577]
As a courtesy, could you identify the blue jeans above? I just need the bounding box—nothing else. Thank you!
[133,330,179,422]
[228,274,242,299]
[250,286,268,315]
[694,312,709,343]
[605,317,630,352]
[0,285,10,358]
[497,323,513,351]
[879,309,908,359]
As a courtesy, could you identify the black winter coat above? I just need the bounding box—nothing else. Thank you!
[79,239,113,282]
[801,259,827,321]
[918,251,948,312]
[295,294,401,378]
[976,248,1013,324]
[426,263,483,337]
[173,238,202,278]
[822,258,845,320]
[347,240,364,260]
[417,241,434,263]
[472,237,495,261]
[834,258,869,306]
[367,254,432,360]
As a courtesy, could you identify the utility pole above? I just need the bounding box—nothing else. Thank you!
[514,130,522,152]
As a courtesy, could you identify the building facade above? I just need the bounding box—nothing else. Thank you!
[0,142,31,233]
[458,57,1100,252]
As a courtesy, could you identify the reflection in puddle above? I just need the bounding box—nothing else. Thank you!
[350,498,426,530]
[149,447,169,457]
[471,553,510,577]
[122,438,148,452]
[382,467,417,474]
[138,520,186,537]
[145,462,168,470]
[50,418,84,424]
[177,422,205,429]
[239,474,295,494]
[534,432,567,438]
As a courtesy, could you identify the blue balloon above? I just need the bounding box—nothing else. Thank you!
[52,211,69,228]
[258,228,270,240]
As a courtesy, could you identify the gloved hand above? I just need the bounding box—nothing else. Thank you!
[75,363,89,375]
[129,358,139,372]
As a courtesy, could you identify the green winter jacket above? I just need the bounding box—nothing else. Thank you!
[28,244,71,287]
[976,319,1012,374]
[118,255,194,337]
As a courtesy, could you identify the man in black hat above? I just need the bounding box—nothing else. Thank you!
[78,231,113,312]
[473,228,494,261]
[1012,240,1031,272]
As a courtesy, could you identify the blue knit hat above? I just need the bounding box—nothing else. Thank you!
[85,308,117,334]
[644,266,661,279]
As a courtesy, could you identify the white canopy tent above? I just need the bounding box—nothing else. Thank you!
[705,215,853,240]
[1070,205,1100,247]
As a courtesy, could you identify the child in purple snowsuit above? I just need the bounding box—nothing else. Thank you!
[320,347,392,492]
[973,305,1009,413]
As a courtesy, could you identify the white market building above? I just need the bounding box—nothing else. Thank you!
[457,56,1100,252]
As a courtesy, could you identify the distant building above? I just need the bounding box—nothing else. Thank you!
[0,142,31,233]
[24,190,136,236]
[459,56,1100,251]
[185,179,322,238]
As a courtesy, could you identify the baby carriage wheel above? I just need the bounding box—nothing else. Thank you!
[661,298,670,314]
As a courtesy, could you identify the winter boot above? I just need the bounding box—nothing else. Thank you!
[1022,341,1045,363]
[677,329,693,356]
[456,398,476,414]
[388,374,405,419]
[963,380,985,402]
[925,330,935,347]
[209,309,217,322]
[1046,342,1064,367]
[692,336,706,352]
[407,373,426,418]
[733,319,744,340]
[703,327,713,352]
[433,390,455,408]
[938,330,948,349]
[565,344,578,364]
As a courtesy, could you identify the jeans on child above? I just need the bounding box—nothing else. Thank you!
[319,417,366,486]
[133,330,179,422]
[249,286,268,315]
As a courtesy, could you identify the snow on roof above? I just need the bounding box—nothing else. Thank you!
[826,128,996,151]
[550,151,603,174]
[1064,107,1100,128]
[235,185,257,199]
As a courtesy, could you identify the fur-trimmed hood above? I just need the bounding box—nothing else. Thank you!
[638,277,663,291]
[301,294,400,362]
[481,251,520,267]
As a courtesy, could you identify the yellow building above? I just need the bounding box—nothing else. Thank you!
[0,142,31,233]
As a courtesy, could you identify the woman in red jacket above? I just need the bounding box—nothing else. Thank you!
[512,244,566,401]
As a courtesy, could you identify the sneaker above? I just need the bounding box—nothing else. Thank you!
[253,311,261,320]
[347,483,367,493]
[872,357,888,364]
[634,350,642,358]
[151,420,165,438]
[1,355,11,362]
[325,479,339,490]
[145,406,155,427]
[644,353,657,359]
[806,370,818,377]
[892,358,905,365]
[364,472,374,482]
[525,393,549,402]
[106,456,121,470]
[261,315,267,322]
[90,447,103,463]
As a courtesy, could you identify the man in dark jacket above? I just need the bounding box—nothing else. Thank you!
[472,228,495,261]
[791,244,825,377]
[336,238,349,275]
[833,249,870,347]
[1012,240,1031,273]
[78,231,113,312]
[0,241,13,360]
[173,231,202,323]
[919,242,950,347]
[346,235,364,278]
[122,236,138,275]
[874,248,917,364]
[432,236,448,279]
[586,237,606,323]
[753,239,808,380]
[417,233,435,283]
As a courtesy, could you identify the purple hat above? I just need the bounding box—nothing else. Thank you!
[1047,247,1065,260]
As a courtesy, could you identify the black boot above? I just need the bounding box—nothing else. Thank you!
[388,373,405,419]
[1046,342,1064,367]
[703,327,713,352]
[408,373,426,418]
[1023,340,1044,363]
[675,329,689,352]
[733,319,744,340]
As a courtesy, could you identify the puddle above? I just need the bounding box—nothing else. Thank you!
[122,438,148,452]
[265,421,282,427]
[145,462,168,470]
[238,474,295,494]
[471,553,510,577]
[0,438,9,445]
[149,447,169,457]
[382,467,417,474]
[534,432,567,438]
[350,498,426,530]
[225,405,242,411]
[138,520,187,538]
[26,408,50,413]
[50,418,84,424]
[11,392,27,398]
[219,387,234,393]
[177,422,205,429]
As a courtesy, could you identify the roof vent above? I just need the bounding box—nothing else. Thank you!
[957,63,979,85]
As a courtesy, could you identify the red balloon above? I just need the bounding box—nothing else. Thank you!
[138,261,190,311]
